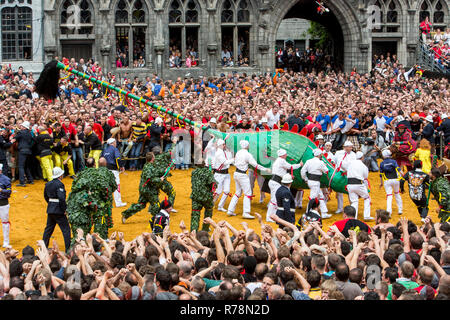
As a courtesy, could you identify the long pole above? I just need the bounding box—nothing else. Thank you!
[56,61,206,130]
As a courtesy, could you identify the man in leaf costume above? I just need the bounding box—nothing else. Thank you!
[66,157,117,242]
[190,163,216,232]
[121,150,176,223]
[430,168,450,223]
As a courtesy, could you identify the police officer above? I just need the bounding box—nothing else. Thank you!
[333,140,356,213]
[213,139,234,212]
[379,149,403,216]
[274,173,296,225]
[227,140,270,219]
[345,151,373,221]
[267,149,302,223]
[102,138,127,208]
[301,148,331,218]
[34,126,54,182]
[0,164,12,248]
[42,167,71,252]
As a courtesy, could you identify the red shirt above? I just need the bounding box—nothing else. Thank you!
[433,46,442,60]
[107,115,117,128]
[62,123,77,142]
[420,21,431,34]
[92,123,104,142]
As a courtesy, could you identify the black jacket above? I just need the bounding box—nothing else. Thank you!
[437,118,450,144]
[34,132,54,157]
[422,122,435,143]
[53,141,72,156]
[44,179,67,214]
[287,115,305,131]
[84,132,102,151]
[275,185,296,224]
[0,135,12,160]
[15,129,34,155]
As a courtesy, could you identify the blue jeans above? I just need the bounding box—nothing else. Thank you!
[365,156,379,171]
[18,152,33,184]
[72,147,84,173]
[130,142,143,169]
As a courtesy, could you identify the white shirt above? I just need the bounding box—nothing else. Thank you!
[213,148,234,170]
[335,150,356,172]
[346,159,369,181]
[325,150,335,164]
[266,109,280,128]
[204,139,216,165]
[234,148,266,172]
[271,157,302,177]
[301,157,328,181]
[341,117,356,134]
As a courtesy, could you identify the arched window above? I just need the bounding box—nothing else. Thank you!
[419,1,431,23]
[433,0,445,24]
[115,0,148,68]
[60,0,93,34]
[370,0,400,33]
[168,0,200,68]
[1,4,32,60]
[221,0,252,67]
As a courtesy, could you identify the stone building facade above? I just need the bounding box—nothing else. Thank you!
[0,0,449,78]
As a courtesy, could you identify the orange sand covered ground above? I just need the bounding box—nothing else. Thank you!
[6,168,439,250]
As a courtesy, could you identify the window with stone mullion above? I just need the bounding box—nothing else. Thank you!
[1,5,32,60]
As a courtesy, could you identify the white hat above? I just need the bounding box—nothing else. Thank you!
[316,135,324,140]
[107,138,116,145]
[382,149,392,159]
[261,117,268,123]
[425,115,433,122]
[343,140,354,147]
[217,139,225,147]
[277,149,287,157]
[281,173,293,184]
[325,142,332,146]
[155,117,163,124]
[21,121,30,130]
[240,140,249,149]
[52,167,65,179]
[442,114,448,119]
[210,117,217,124]
[313,149,323,157]
[356,151,364,159]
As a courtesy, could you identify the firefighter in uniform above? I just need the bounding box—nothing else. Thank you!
[274,173,296,225]
[53,136,75,178]
[34,126,54,182]
[213,139,234,212]
[42,167,71,252]
[102,138,127,208]
[333,140,356,214]
[227,140,271,219]
[379,149,403,216]
[267,149,302,223]
[0,164,12,248]
[301,148,331,218]
[400,160,430,223]
[345,151,373,221]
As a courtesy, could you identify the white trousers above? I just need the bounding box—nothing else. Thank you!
[384,179,403,214]
[0,204,10,246]
[336,192,344,211]
[307,180,328,213]
[267,180,281,221]
[214,172,231,209]
[112,170,124,207]
[228,172,253,215]
[347,184,371,219]
[295,190,304,208]
[249,169,265,201]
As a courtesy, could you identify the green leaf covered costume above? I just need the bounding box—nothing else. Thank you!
[190,166,216,232]
[431,176,450,222]
[67,167,117,241]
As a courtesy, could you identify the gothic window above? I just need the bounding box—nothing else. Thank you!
[221,0,252,67]
[1,5,32,60]
[433,0,445,24]
[168,0,200,68]
[60,0,94,35]
[419,1,431,23]
[115,0,148,68]
[370,0,400,33]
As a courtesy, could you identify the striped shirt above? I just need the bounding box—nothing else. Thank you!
[131,122,147,141]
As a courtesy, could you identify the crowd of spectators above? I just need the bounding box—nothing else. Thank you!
[419,18,450,72]
[0,46,450,300]
[0,208,449,300]
[276,46,336,73]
